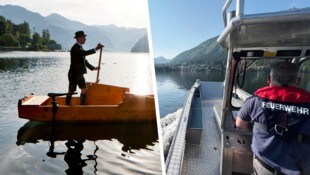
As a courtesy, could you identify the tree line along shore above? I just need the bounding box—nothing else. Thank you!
[0,15,61,51]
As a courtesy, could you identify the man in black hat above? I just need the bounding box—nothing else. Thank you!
[66,31,104,105]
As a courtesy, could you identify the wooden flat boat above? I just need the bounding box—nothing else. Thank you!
[18,83,156,122]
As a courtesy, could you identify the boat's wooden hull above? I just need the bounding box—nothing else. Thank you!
[18,83,156,121]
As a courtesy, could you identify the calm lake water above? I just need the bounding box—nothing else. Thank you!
[157,70,310,118]
[0,51,162,175]
[156,71,225,118]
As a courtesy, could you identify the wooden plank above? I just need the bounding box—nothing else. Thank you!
[23,96,49,105]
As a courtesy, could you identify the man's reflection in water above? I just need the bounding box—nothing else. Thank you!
[47,139,97,175]
[64,139,87,175]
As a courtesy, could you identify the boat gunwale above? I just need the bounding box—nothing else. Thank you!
[165,80,200,174]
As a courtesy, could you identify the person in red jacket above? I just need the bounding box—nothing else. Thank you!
[66,31,104,105]
[236,62,310,175]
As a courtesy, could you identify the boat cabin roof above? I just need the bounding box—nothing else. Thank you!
[217,8,310,59]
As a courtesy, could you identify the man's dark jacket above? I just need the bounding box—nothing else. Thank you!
[69,43,95,76]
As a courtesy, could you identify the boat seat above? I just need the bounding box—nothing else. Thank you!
[23,96,50,105]
[86,83,130,105]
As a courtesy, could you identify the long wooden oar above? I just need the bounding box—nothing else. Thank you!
[96,48,103,83]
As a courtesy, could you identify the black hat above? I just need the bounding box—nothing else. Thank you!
[74,31,87,38]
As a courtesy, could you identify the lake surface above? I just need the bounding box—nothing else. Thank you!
[0,51,162,175]
[157,70,310,118]
[156,71,225,118]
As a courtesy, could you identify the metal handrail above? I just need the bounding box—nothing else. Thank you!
[222,0,232,27]
[222,0,244,27]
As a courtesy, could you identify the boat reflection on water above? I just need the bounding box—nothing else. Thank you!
[16,121,159,174]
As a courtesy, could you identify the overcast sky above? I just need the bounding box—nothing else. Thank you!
[0,0,149,28]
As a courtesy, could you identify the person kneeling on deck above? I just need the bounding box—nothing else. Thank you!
[236,62,310,175]
[66,31,104,105]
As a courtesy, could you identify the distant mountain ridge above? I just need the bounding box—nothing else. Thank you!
[0,4,147,52]
[131,34,149,53]
[154,56,170,64]
[170,36,227,65]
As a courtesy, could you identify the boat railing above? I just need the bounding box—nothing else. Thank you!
[222,0,244,27]
[165,80,201,174]
[219,0,310,49]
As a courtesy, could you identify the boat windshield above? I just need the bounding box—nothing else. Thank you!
[231,57,310,108]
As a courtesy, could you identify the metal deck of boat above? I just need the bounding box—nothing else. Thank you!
[182,82,223,174]
[166,81,223,175]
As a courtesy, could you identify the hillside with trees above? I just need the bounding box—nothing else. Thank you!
[131,34,149,53]
[155,36,228,72]
[0,15,61,51]
[170,36,226,65]
[155,36,310,73]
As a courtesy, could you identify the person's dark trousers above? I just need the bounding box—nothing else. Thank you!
[66,95,72,105]
[80,93,86,105]
[253,156,285,175]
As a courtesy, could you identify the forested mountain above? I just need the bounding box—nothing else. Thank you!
[0,4,147,52]
[154,57,170,64]
[170,36,227,65]
[131,34,149,53]
[157,35,310,73]
[0,16,61,51]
